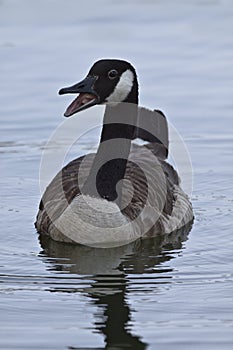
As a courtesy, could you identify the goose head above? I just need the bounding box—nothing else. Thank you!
[59,59,138,117]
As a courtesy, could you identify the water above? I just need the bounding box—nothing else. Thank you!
[1,0,233,349]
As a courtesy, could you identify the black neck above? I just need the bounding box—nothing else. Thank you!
[82,85,138,204]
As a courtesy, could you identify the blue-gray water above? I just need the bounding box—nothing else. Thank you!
[1,0,233,349]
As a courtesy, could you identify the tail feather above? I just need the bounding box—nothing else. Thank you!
[135,108,169,158]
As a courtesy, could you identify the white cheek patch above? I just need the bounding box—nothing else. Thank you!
[106,69,134,103]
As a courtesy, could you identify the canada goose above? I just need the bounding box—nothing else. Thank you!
[35,59,193,247]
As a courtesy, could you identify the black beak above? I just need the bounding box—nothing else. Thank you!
[58,76,99,117]
[59,76,98,95]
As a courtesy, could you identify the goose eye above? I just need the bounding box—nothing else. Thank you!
[108,69,118,79]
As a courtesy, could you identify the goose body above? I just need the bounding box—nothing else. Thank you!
[35,59,193,247]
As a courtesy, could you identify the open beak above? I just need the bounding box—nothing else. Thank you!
[58,76,99,117]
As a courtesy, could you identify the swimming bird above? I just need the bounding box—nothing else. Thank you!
[35,59,193,247]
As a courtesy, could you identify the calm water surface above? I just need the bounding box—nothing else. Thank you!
[0,0,233,349]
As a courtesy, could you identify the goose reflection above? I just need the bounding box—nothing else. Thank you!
[39,222,193,350]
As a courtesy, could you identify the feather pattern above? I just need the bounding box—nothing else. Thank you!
[36,142,192,245]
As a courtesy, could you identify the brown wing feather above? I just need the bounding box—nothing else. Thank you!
[36,154,92,237]
[36,144,177,238]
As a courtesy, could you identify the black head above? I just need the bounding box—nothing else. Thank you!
[59,59,138,117]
